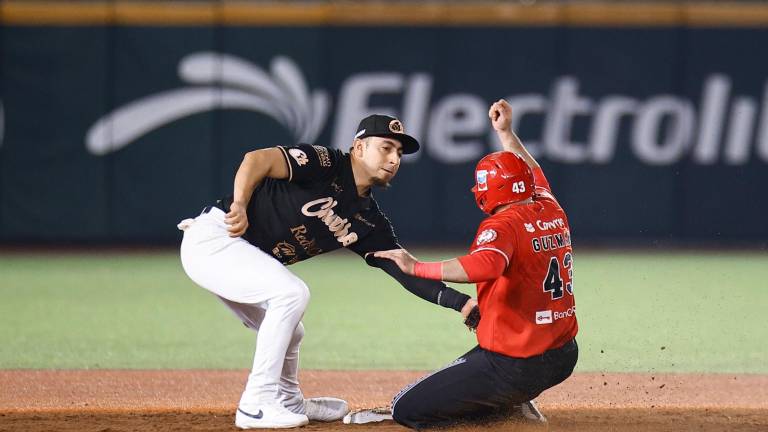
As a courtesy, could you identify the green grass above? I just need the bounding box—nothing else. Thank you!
[0,250,766,373]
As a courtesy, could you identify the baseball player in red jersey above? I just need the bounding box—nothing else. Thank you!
[374,99,578,429]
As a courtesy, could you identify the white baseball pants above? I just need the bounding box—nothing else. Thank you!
[178,207,309,410]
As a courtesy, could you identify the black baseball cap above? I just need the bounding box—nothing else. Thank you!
[354,114,420,154]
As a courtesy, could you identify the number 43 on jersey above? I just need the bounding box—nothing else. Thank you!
[543,252,573,300]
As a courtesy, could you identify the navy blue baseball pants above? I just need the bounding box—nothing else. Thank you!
[391,339,578,429]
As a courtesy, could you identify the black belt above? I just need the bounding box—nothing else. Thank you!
[202,197,232,214]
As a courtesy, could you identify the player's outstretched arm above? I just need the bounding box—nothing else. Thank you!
[226,148,289,237]
[372,249,483,329]
[374,248,507,284]
[489,99,540,171]
[373,249,471,283]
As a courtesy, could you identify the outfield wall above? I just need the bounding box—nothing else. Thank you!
[1,2,767,244]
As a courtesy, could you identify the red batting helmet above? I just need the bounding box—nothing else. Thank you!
[471,152,534,214]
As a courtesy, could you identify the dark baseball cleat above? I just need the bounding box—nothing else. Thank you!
[510,399,548,423]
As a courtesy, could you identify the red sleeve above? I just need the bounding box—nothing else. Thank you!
[469,219,515,263]
[532,166,552,192]
[457,250,508,282]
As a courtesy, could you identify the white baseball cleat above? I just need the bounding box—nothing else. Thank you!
[342,407,393,424]
[281,394,349,422]
[235,403,309,429]
[511,399,547,423]
[303,397,349,422]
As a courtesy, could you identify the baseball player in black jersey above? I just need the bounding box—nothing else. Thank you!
[178,115,477,429]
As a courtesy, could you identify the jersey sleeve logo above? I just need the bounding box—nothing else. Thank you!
[476,228,497,245]
[288,148,309,166]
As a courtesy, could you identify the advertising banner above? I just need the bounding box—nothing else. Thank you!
[1,6,767,244]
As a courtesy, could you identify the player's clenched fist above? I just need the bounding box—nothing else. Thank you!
[373,248,418,275]
[489,99,512,132]
[225,202,249,237]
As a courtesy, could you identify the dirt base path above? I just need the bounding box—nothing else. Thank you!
[1,370,767,431]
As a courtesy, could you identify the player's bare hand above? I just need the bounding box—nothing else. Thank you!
[373,249,418,275]
[489,99,512,132]
[225,202,249,237]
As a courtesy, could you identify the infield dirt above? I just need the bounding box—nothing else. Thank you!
[1,370,766,431]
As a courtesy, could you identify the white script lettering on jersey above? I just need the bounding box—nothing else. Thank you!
[301,197,359,246]
[536,218,565,231]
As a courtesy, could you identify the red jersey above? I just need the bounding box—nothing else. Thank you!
[468,167,578,358]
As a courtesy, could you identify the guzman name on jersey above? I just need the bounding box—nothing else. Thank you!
[531,229,572,253]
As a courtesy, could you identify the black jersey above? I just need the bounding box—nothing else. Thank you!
[242,144,399,265]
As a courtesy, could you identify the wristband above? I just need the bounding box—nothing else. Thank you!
[414,261,442,280]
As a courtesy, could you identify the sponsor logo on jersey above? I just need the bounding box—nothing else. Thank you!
[536,217,565,231]
[289,148,309,166]
[353,213,376,228]
[476,229,497,245]
[312,145,332,167]
[476,170,488,191]
[272,241,297,259]
[554,305,576,320]
[531,229,572,253]
[290,225,323,256]
[536,310,553,325]
[524,223,536,233]
[301,197,359,246]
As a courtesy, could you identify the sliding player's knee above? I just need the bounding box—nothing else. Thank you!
[391,389,423,428]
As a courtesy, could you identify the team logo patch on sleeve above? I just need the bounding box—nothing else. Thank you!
[288,148,309,166]
[476,229,497,245]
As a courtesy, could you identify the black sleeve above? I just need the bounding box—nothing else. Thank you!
[348,210,400,257]
[365,255,471,312]
[278,144,340,184]
[348,208,470,312]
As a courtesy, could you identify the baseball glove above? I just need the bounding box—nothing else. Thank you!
[463,305,481,332]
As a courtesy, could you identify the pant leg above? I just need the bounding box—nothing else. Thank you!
[391,341,578,430]
[179,208,310,406]
[277,321,305,408]
[391,346,529,430]
[217,297,306,408]
[487,338,579,401]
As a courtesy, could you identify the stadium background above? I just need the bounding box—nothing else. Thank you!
[1,1,766,431]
